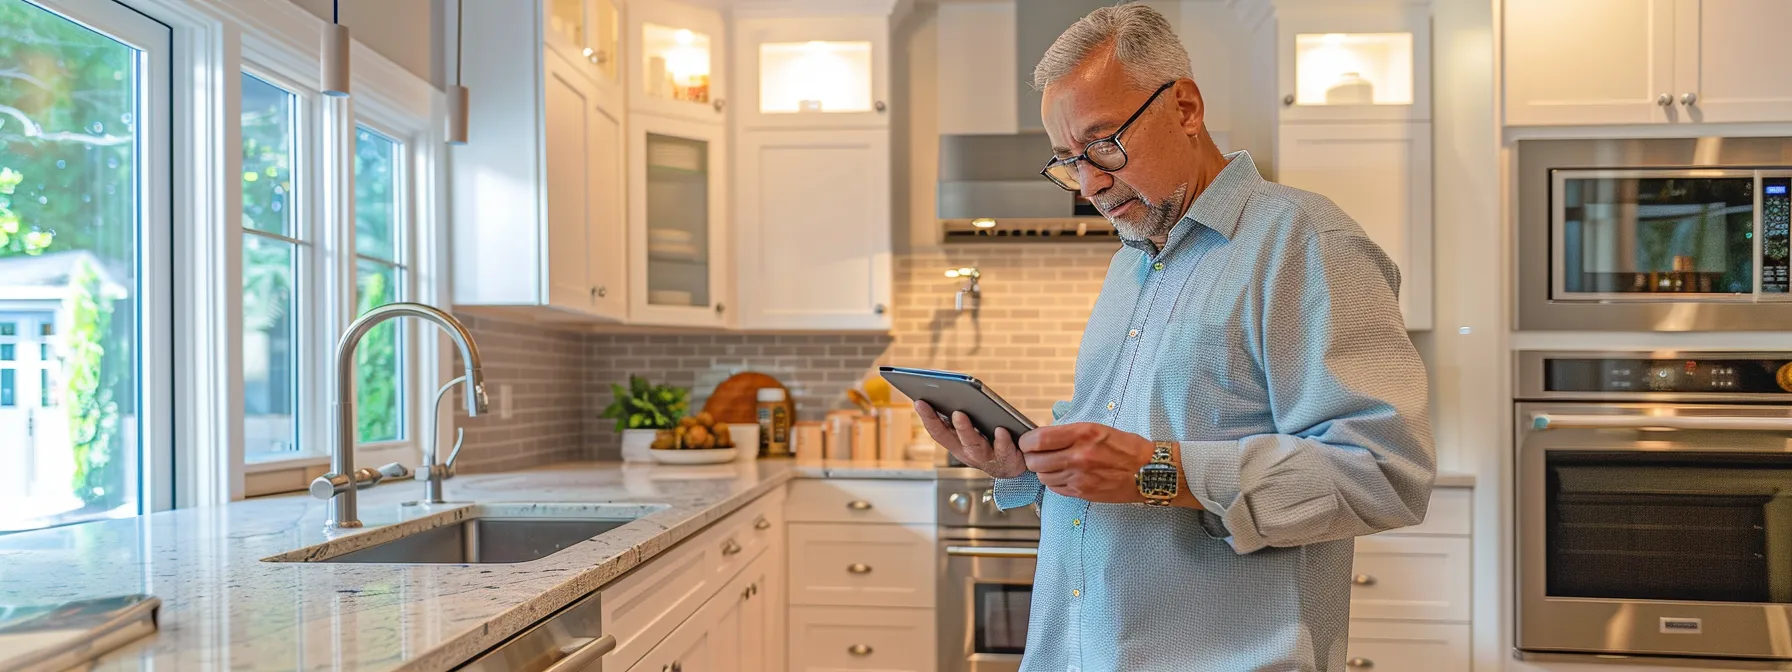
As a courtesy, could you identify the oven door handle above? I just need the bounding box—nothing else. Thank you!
[945,546,1038,558]
[1531,413,1792,432]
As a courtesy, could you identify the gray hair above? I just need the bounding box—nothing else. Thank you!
[1032,3,1192,92]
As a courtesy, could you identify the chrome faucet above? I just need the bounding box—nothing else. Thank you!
[414,375,469,504]
[311,302,488,529]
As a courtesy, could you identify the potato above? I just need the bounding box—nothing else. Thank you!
[696,411,715,427]
[712,424,732,446]
[651,434,677,450]
[679,416,700,429]
[686,425,712,448]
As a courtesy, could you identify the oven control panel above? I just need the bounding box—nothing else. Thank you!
[1764,177,1791,293]
[1544,356,1792,394]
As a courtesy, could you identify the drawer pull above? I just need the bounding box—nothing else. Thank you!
[754,515,771,530]
[847,563,872,574]
[1347,658,1373,669]
[846,500,874,511]
[1351,574,1376,586]
[722,539,743,557]
[848,644,874,657]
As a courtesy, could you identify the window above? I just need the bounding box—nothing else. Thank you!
[0,0,168,532]
[353,126,408,445]
[0,345,12,362]
[239,74,302,459]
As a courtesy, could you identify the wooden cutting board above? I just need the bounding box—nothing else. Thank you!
[703,372,795,425]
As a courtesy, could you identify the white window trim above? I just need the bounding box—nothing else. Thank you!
[103,0,447,503]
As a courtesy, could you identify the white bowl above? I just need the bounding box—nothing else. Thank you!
[649,448,737,465]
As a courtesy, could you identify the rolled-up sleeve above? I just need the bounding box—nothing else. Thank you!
[1183,229,1435,554]
[992,399,1075,510]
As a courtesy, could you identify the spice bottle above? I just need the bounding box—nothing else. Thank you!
[757,388,791,457]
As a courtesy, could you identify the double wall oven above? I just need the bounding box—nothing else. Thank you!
[1516,350,1792,664]
[1517,137,1792,331]
[937,469,1041,672]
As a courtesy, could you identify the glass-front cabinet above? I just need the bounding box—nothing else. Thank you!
[627,0,727,124]
[629,115,729,327]
[544,0,623,90]
[1276,9,1430,121]
[735,16,889,129]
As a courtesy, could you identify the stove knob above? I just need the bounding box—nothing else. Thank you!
[947,492,971,514]
[982,489,1007,516]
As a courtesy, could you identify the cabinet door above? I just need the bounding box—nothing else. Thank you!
[1344,622,1470,672]
[735,129,891,331]
[545,0,611,86]
[1503,0,1676,125]
[628,114,729,328]
[589,96,627,319]
[735,15,890,130]
[543,51,598,313]
[1275,8,1430,122]
[1672,0,1792,123]
[788,606,935,672]
[627,0,727,125]
[1275,122,1432,330]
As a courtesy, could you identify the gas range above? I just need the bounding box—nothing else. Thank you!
[937,469,1039,672]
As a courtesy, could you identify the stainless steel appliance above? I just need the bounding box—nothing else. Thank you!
[1515,350,1792,664]
[938,470,1042,672]
[1516,137,1792,331]
[456,587,616,671]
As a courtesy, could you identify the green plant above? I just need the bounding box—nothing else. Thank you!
[601,375,689,432]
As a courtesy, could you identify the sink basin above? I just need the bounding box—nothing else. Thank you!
[263,503,668,564]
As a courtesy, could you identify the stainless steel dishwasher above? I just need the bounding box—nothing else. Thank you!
[455,589,616,672]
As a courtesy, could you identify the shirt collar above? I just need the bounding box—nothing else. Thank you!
[1117,150,1261,258]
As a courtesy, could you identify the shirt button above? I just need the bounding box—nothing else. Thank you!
[1072,518,1082,527]
[1072,589,1082,597]
[1127,328,1139,338]
[1106,401,1116,411]
[1153,262,1165,271]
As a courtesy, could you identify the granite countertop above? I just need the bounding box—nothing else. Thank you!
[0,460,801,672]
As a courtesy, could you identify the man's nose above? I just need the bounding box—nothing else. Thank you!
[1075,161,1113,198]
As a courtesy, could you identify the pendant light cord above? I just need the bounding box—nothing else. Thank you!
[455,0,463,86]
[332,0,339,24]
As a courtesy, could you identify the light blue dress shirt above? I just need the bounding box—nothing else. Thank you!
[994,151,1435,672]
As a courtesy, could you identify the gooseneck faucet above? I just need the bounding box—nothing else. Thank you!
[311,302,488,529]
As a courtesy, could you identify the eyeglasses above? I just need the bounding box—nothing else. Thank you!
[1039,81,1175,192]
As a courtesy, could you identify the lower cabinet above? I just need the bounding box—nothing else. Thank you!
[1344,485,1474,672]
[627,549,775,672]
[1344,621,1471,672]
[788,606,936,672]
[786,479,938,671]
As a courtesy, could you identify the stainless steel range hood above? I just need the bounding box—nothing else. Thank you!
[935,0,1115,243]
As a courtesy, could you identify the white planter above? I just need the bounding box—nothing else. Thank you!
[620,429,660,463]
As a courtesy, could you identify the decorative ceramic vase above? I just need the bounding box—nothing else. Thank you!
[621,429,658,462]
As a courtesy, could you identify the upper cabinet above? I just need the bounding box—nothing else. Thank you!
[545,0,624,93]
[628,0,729,125]
[630,114,732,328]
[1276,7,1430,122]
[735,15,891,130]
[452,0,627,322]
[1504,0,1792,126]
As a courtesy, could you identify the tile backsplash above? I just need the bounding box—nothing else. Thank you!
[455,244,1116,463]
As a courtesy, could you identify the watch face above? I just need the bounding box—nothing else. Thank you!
[1136,463,1179,499]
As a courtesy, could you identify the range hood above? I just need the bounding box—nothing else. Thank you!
[935,0,1115,243]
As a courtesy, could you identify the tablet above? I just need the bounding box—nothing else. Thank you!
[878,366,1038,440]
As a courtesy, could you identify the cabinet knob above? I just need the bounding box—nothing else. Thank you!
[596,286,607,298]
[595,50,608,65]
[715,303,726,314]
[1681,92,1698,106]
[873,303,886,315]
[847,644,874,657]
[713,98,727,112]
[722,538,742,556]
[672,663,683,672]
[847,563,872,574]
[750,582,758,596]
[1282,94,1295,106]
[1347,658,1373,669]
[846,500,873,511]
[1351,574,1377,586]
[754,515,771,530]
[874,100,887,112]
[1657,93,1673,106]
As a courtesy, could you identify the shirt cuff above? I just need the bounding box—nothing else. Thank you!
[992,471,1044,510]
[1179,439,1268,554]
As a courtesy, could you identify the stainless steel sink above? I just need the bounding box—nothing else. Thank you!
[263,503,667,564]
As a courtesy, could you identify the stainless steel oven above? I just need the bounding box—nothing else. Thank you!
[1517,137,1792,331]
[938,470,1041,672]
[1516,350,1792,663]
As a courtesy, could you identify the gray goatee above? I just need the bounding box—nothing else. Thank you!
[1097,182,1188,242]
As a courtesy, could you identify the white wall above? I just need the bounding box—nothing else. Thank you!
[290,0,439,85]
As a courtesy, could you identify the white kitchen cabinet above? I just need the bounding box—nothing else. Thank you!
[626,539,778,672]
[788,522,935,608]
[788,605,936,672]
[733,129,892,331]
[1274,121,1432,330]
[1344,622,1471,672]
[733,13,891,130]
[544,0,624,94]
[1503,0,1675,126]
[1343,485,1474,672]
[628,114,731,328]
[1275,7,1430,122]
[452,3,628,322]
[1670,0,1792,123]
[627,0,728,125]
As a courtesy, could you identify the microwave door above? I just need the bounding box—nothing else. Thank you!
[1551,169,1759,301]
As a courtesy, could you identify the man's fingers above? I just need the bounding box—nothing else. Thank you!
[1036,469,1072,487]
[1019,424,1078,453]
[1023,446,1075,474]
[951,411,992,450]
[914,401,958,447]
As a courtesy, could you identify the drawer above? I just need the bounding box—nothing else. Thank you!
[1344,621,1470,672]
[1350,535,1471,622]
[602,487,784,671]
[786,479,935,525]
[789,606,936,672]
[1384,486,1471,537]
[789,522,936,608]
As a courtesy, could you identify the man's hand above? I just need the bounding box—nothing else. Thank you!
[1018,423,1156,503]
[914,400,1027,479]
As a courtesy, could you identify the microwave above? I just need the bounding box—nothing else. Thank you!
[1517,137,1792,331]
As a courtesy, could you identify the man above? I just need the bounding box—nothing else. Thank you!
[913,5,1435,671]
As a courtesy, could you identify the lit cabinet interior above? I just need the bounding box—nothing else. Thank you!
[758,40,873,114]
[1293,32,1413,107]
[643,22,713,104]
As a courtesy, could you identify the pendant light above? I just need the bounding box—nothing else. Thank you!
[321,0,351,97]
[445,0,470,144]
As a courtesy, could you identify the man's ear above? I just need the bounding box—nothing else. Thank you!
[1174,78,1205,137]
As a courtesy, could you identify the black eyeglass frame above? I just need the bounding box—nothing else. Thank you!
[1038,81,1176,191]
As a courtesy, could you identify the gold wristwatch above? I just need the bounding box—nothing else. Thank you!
[1135,441,1179,506]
